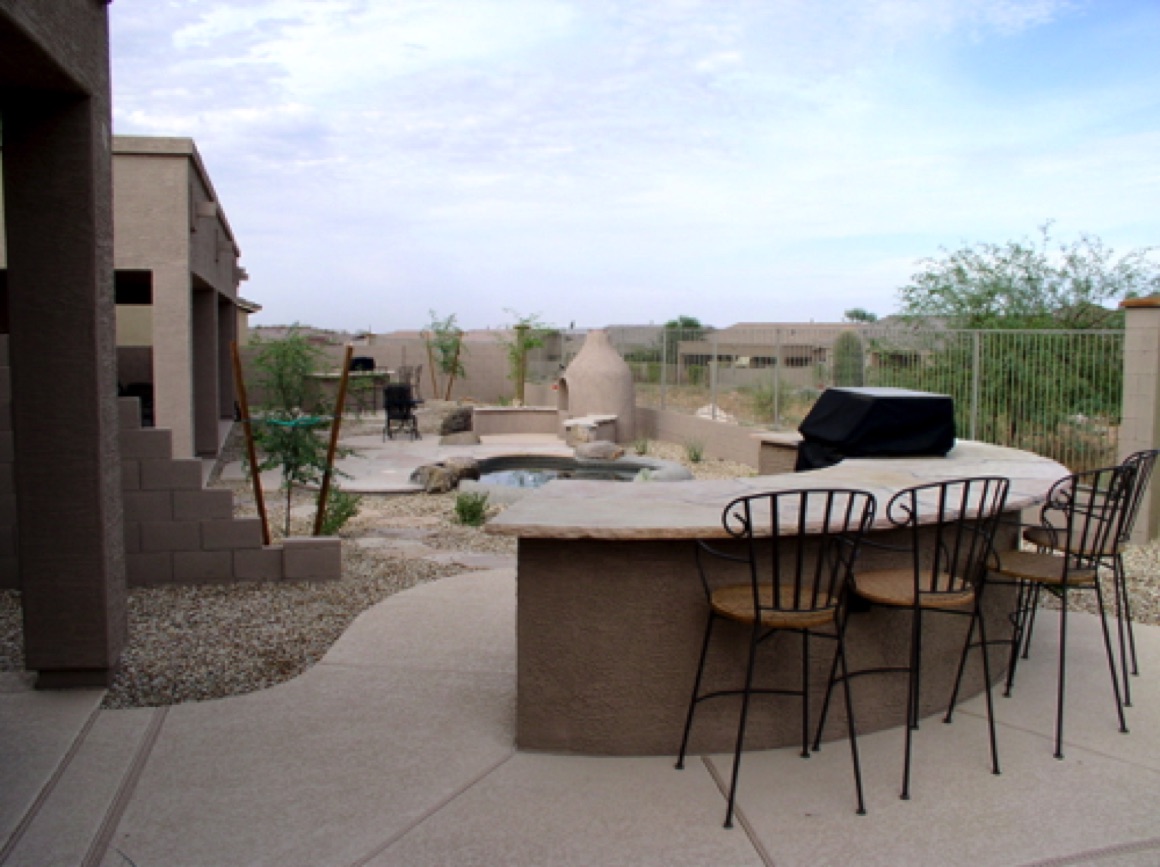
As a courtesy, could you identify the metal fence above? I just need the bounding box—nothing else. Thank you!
[553,324,1123,471]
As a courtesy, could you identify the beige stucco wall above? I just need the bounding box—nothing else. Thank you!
[112,136,244,457]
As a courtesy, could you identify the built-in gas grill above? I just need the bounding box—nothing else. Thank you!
[795,386,956,472]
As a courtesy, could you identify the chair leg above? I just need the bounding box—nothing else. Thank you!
[1093,578,1129,737]
[811,636,842,752]
[800,630,811,758]
[901,607,922,800]
[676,612,717,770]
[974,606,1001,776]
[944,608,978,723]
[724,623,763,829]
[1054,588,1068,759]
[1113,553,1136,706]
[835,615,867,815]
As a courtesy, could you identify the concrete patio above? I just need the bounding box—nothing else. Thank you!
[3,563,1160,866]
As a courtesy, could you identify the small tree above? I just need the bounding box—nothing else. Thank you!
[843,308,878,323]
[498,310,552,404]
[248,327,353,535]
[423,310,466,400]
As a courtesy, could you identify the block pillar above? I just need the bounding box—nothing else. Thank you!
[3,88,127,682]
[1120,297,1160,542]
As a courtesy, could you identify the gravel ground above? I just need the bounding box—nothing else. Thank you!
[2,421,1158,708]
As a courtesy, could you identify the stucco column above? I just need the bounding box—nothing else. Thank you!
[1120,297,1160,542]
[192,287,220,455]
[3,93,127,685]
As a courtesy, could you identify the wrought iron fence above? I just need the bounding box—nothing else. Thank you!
[574,324,1124,471]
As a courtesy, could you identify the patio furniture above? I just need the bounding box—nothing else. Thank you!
[1019,449,1158,706]
[382,383,421,440]
[815,476,1010,801]
[993,464,1133,758]
[676,488,877,825]
[794,387,955,472]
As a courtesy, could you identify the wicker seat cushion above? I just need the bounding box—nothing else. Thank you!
[996,549,1097,585]
[1023,525,1118,558]
[710,584,838,629]
[853,568,975,609]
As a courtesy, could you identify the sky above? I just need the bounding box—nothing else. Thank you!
[108,0,1160,331]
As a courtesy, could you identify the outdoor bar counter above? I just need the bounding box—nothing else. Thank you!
[486,440,1069,756]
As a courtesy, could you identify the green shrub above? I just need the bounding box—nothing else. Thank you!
[319,487,362,536]
[685,439,705,463]
[632,436,650,455]
[454,491,490,527]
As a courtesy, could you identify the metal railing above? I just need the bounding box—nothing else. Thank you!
[582,324,1123,471]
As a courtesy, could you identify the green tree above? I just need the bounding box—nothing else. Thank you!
[248,327,355,535]
[843,308,878,323]
[659,315,706,364]
[498,310,553,404]
[832,330,865,386]
[890,225,1151,463]
[898,223,1160,329]
[423,310,466,400]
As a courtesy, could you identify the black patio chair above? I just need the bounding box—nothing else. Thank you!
[382,383,420,441]
[815,476,1010,801]
[989,464,1134,758]
[676,488,877,826]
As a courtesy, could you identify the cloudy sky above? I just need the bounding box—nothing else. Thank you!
[109,0,1160,331]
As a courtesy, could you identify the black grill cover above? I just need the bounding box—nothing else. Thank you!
[795,387,955,472]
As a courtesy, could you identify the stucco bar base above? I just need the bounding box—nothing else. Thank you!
[516,528,1018,756]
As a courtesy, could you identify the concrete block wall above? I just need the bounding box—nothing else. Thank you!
[635,406,761,468]
[118,398,341,586]
[0,344,339,590]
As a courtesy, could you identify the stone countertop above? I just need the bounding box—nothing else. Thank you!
[485,440,1069,540]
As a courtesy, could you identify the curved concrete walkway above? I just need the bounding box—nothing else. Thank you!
[4,567,1160,866]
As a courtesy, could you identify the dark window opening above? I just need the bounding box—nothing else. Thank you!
[115,270,153,305]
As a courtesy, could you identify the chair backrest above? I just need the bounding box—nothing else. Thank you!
[714,488,877,616]
[1120,449,1159,542]
[884,477,1011,599]
[384,383,415,417]
[1040,464,1137,561]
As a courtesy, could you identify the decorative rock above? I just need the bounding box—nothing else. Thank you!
[575,441,625,460]
[440,406,473,435]
[444,456,481,481]
[440,431,481,446]
[421,465,457,493]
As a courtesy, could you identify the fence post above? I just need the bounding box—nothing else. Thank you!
[773,328,782,427]
[710,330,719,419]
[970,331,981,441]
[1120,298,1160,541]
[660,327,668,411]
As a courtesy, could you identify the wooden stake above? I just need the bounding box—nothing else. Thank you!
[314,345,354,536]
[231,341,271,546]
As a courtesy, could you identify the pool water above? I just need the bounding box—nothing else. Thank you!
[480,466,638,488]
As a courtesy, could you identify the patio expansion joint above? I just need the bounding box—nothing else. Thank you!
[701,755,775,867]
[1020,835,1160,866]
[80,706,169,867]
[0,702,103,866]
[344,749,517,867]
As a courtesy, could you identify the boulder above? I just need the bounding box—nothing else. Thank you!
[444,456,481,481]
[440,406,474,435]
[575,441,625,460]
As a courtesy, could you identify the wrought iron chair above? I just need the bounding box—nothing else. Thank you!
[382,383,420,440]
[815,476,1010,801]
[993,464,1134,758]
[676,488,877,826]
[1020,450,1158,705]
